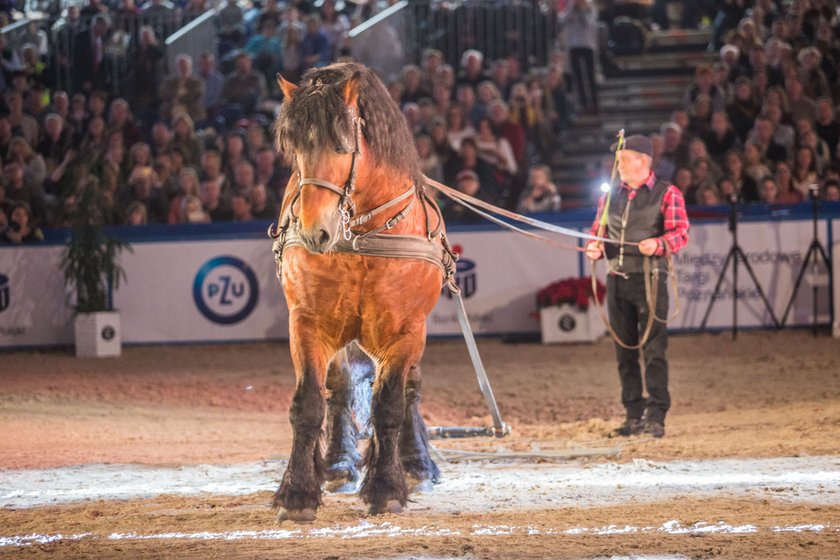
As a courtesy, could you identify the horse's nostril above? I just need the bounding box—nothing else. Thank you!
[318,229,330,246]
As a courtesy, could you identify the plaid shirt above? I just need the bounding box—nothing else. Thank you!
[589,172,690,256]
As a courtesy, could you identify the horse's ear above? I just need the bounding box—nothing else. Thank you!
[343,70,362,108]
[277,73,298,100]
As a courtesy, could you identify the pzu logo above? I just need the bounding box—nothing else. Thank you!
[193,256,259,324]
[0,273,9,312]
[443,244,477,299]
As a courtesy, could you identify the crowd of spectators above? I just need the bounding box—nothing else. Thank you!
[0,0,839,244]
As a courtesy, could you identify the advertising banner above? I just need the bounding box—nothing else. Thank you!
[0,217,835,348]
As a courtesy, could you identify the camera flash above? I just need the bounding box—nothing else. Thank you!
[599,182,611,193]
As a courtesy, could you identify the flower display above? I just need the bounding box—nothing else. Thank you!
[536,277,606,311]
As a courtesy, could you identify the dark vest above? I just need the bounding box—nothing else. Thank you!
[603,178,670,274]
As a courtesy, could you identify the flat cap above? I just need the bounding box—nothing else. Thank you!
[611,134,653,157]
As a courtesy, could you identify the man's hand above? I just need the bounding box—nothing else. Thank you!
[639,238,659,256]
[585,241,602,261]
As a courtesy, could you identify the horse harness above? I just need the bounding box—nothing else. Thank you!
[267,107,458,289]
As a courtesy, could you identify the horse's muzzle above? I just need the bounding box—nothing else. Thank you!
[300,227,334,254]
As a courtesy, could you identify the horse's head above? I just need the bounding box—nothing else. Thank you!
[275,66,366,254]
[275,63,420,254]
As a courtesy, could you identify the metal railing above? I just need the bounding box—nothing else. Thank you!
[165,9,218,78]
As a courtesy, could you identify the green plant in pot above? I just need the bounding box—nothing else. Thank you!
[61,167,130,357]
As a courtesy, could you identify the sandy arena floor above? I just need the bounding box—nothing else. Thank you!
[1,331,839,559]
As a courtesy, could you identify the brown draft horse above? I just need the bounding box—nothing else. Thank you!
[271,62,454,521]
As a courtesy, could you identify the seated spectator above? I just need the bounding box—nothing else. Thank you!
[107,98,141,150]
[171,112,204,167]
[4,162,46,225]
[199,178,233,221]
[221,51,268,115]
[231,160,257,196]
[230,191,253,221]
[774,160,803,204]
[167,167,201,224]
[5,92,38,149]
[716,176,737,202]
[318,0,350,59]
[415,134,443,183]
[696,183,723,206]
[486,99,526,171]
[672,167,693,198]
[222,129,249,176]
[159,54,205,122]
[444,137,500,202]
[814,97,839,156]
[759,176,780,204]
[254,146,287,199]
[682,64,725,113]
[660,121,689,173]
[797,46,830,100]
[791,145,819,197]
[704,111,740,164]
[650,132,675,181]
[688,94,714,137]
[123,200,148,226]
[37,114,73,175]
[743,141,772,185]
[249,183,279,221]
[798,128,831,174]
[516,164,560,213]
[279,22,304,84]
[723,148,759,201]
[474,116,517,191]
[785,76,815,122]
[442,169,486,223]
[8,136,46,191]
[150,121,173,158]
[823,179,840,202]
[119,166,168,223]
[428,117,457,167]
[727,76,760,142]
[403,65,430,106]
[457,49,486,90]
[749,115,788,164]
[180,194,210,224]
[2,201,43,243]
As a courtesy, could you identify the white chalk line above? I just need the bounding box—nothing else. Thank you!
[1,520,836,548]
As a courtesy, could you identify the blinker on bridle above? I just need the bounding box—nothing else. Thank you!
[297,106,364,241]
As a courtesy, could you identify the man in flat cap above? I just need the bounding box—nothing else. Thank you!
[585,134,690,438]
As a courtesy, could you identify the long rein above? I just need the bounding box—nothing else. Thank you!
[422,130,681,349]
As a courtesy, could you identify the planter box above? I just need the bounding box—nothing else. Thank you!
[540,304,605,344]
[74,311,121,357]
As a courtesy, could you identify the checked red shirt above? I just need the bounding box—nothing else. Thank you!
[589,172,690,256]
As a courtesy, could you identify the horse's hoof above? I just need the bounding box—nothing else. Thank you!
[277,507,317,523]
[325,478,359,494]
[406,475,434,494]
[369,499,403,515]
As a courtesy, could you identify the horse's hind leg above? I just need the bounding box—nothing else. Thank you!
[324,344,371,493]
[359,348,417,514]
[400,364,440,493]
[274,331,330,522]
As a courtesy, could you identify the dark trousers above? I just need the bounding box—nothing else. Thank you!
[607,272,670,424]
[569,47,598,112]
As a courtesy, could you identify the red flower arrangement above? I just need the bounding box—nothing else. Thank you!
[536,277,606,311]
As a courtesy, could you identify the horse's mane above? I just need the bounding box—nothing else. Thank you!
[275,62,420,182]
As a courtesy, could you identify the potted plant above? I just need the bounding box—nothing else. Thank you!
[536,277,606,344]
[61,167,130,357]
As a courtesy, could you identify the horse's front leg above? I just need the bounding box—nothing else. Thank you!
[324,343,372,493]
[400,364,440,493]
[273,323,331,522]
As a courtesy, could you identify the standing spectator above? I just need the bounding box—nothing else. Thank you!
[197,52,225,123]
[516,164,561,213]
[218,0,245,51]
[244,21,283,92]
[318,0,350,59]
[543,63,570,133]
[561,0,599,115]
[72,14,111,94]
[159,54,205,122]
[221,52,268,115]
[141,0,176,41]
[301,14,331,70]
[132,26,165,124]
